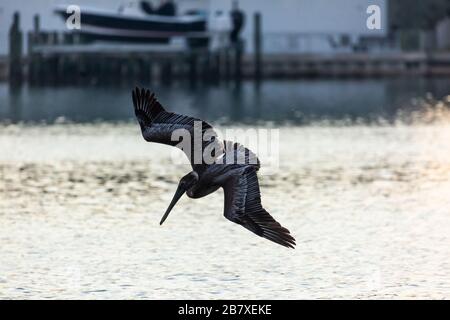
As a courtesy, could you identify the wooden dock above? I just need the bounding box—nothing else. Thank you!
[7,12,244,86]
[6,11,450,86]
[27,41,234,85]
[24,19,240,85]
[241,52,450,78]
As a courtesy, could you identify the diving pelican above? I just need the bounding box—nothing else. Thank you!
[132,87,295,248]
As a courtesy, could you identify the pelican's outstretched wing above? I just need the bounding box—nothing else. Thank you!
[222,168,296,248]
[132,87,223,170]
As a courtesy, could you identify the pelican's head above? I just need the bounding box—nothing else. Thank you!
[178,171,199,191]
[159,171,198,225]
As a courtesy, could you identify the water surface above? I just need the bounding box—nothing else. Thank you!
[1,122,450,299]
[2,77,450,124]
[1,79,450,299]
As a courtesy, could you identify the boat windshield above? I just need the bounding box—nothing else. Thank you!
[139,1,177,16]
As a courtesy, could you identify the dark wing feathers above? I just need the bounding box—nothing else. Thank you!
[132,87,223,169]
[132,86,214,132]
[132,87,164,124]
[223,168,296,248]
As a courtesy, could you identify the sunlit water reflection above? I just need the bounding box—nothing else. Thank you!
[1,119,450,299]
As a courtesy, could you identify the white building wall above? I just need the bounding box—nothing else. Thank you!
[209,0,388,53]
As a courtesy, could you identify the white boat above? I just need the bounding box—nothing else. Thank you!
[54,3,209,47]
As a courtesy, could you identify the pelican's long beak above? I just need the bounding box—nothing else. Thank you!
[160,184,186,225]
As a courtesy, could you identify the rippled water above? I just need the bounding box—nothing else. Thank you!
[3,77,450,124]
[1,121,450,299]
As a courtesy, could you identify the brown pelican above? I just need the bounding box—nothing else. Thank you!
[132,87,295,248]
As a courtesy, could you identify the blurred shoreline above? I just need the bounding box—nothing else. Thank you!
[2,77,450,125]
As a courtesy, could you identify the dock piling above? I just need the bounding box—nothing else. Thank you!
[234,40,243,82]
[188,53,198,84]
[254,12,262,81]
[8,12,23,86]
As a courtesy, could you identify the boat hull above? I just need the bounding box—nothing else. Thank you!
[54,7,208,45]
